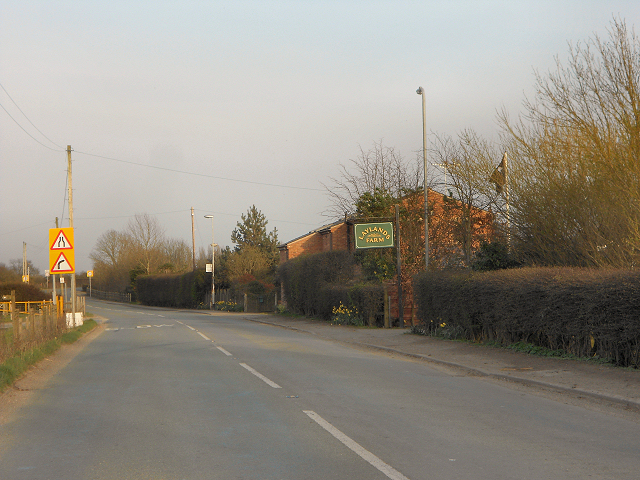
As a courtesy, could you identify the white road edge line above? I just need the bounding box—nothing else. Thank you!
[216,346,233,356]
[198,332,211,341]
[303,410,410,480]
[239,363,282,389]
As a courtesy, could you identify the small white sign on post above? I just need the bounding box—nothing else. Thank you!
[206,264,213,273]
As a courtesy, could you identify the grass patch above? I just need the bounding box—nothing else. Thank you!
[0,319,97,393]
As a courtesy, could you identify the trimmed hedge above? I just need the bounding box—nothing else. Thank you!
[413,267,640,367]
[278,251,384,325]
[136,269,210,308]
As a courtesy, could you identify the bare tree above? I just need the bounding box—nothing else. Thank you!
[89,229,131,268]
[126,213,166,274]
[89,229,137,291]
[499,18,640,266]
[324,141,423,218]
[429,130,501,265]
[162,238,192,272]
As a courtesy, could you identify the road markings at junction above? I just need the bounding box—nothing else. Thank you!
[240,363,282,389]
[105,324,174,331]
[303,410,410,480]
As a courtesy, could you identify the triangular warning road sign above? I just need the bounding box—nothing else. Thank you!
[51,252,74,273]
[50,229,73,250]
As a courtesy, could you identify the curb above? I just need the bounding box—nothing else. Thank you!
[246,317,640,414]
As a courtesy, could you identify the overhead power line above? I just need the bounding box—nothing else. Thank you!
[0,80,324,193]
[0,82,64,151]
[0,101,63,152]
[74,150,325,192]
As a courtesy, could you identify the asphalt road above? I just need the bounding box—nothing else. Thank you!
[1,299,639,479]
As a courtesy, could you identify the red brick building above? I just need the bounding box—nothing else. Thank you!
[279,189,495,266]
[278,220,354,263]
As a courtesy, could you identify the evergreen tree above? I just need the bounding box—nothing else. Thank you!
[231,205,279,266]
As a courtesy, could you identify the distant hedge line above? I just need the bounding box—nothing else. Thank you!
[278,251,384,325]
[0,283,49,302]
[414,268,640,367]
[136,270,210,308]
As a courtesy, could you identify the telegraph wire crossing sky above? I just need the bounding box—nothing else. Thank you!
[1,0,637,272]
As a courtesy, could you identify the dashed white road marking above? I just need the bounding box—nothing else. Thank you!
[185,325,196,331]
[240,363,282,389]
[198,332,211,341]
[216,346,233,356]
[303,410,410,480]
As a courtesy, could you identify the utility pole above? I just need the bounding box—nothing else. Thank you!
[67,146,76,325]
[52,217,58,304]
[22,242,27,282]
[191,207,196,271]
[416,86,429,269]
[395,205,404,328]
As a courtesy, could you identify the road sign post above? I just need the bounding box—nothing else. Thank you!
[87,270,93,297]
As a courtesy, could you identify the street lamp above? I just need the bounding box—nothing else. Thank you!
[417,86,429,269]
[204,215,215,309]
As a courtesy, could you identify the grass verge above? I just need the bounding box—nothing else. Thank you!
[0,319,97,393]
[410,325,613,366]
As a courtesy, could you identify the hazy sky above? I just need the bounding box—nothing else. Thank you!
[1,0,637,273]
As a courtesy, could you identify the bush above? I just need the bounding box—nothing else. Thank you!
[413,267,640,367]
[471,242,520,271]
[215,300,243,312]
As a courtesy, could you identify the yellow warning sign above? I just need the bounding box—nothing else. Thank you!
[50,228,74,250]
[49,228,75,273]
[51,252,74,273]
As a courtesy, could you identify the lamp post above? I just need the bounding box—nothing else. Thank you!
[416,86,429,269]
[204,215,215,309]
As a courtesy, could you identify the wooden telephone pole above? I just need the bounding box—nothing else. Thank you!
[68,146,76,325]
[191,207,196,271]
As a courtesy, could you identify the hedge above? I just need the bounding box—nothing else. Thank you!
[413,267,640,367]
[278,251,385,325]
[0,283,49,302]
[136,269,210,308]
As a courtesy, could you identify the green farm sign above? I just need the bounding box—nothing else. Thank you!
[354,222,394,249]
